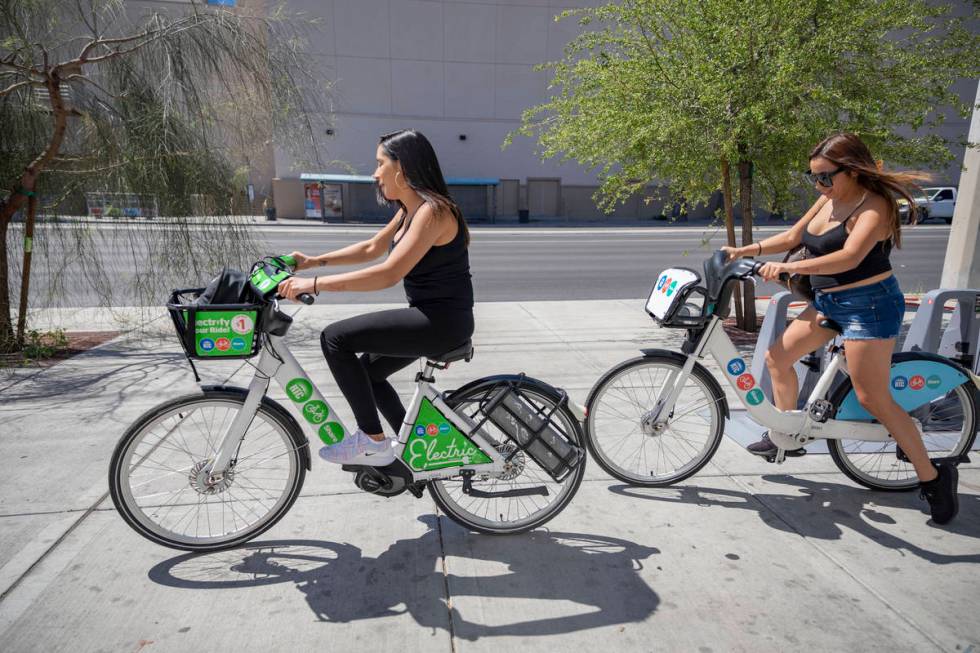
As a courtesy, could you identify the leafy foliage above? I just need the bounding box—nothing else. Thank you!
[513,0,980,214]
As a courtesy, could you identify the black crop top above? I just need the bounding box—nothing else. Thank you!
[800,198,892,291]
[390,209,474,310]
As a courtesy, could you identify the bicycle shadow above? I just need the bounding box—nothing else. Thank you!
[147,515,661,639]
[608,475,980,565]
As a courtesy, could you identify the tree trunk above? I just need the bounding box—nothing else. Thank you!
[16,192,38,345]
[738,159,757,332]
[0,71,69,353]
[720,159,744,323]
[0,215,12,351]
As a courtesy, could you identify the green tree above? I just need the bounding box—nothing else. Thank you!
[0,0,330,352]
[513,0,979,329]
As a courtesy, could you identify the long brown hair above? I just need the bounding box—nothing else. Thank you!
[809,133,930,248]
[378,130,470,246]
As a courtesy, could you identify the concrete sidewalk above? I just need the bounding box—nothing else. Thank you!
[0,299,978,652]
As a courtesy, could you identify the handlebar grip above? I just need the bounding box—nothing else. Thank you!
[278,254,297,268]
[297,293,315,305]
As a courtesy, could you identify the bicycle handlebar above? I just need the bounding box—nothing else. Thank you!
[252,255,315,305]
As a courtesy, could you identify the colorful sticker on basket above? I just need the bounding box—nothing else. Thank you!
[666,280,678,297]
[200,338,215,351]
[230,313,254,335]
[909,375,925,390]
[736,373,755,391]
[302,400,329,424]
[415,425,426,436]
[656,275,667,290]
[891,375,908,390]
[231,337,245,351]
[286,378,313,403]
[319,422,345,445]
[216,338,230,351]
[727,358,746,376]
[926,375,942,389]
[439,423,451,435]
[745,388,765,406]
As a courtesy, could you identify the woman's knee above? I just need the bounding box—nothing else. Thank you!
[765,347,793,375]
[320,323,349,358]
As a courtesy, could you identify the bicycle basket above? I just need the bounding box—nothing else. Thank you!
[167,287,264,360]
[645,267,707,326]
[475,379,583,482]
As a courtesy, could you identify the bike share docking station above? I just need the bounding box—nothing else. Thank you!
[724,288,980,453]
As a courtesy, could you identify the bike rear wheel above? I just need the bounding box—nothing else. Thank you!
[109,390,307,551]
[428,378,586,534]
[827,373,977,491]
[585,354,727,486]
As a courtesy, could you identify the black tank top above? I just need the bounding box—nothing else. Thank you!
[390,209,474,310]
[801,195,892,290]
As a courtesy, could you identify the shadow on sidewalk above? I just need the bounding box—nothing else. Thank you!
[609,476,980,564]
[147,515,660,639]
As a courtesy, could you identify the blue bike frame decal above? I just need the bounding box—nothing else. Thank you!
[836,360,967,421]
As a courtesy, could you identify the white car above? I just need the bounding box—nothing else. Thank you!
[897,186,957,224]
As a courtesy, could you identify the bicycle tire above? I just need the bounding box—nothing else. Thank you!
[585,353,727,486]
[826,354,977,491]
[109,390,308,551]
[428,376,586,535]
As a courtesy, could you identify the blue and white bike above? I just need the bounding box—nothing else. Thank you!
[584,250,977,491]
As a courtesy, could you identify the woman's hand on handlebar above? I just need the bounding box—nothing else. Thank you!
[278,276,316,302]
[757,261,791,281]
[286,251,314,271]
[721,245,745,261]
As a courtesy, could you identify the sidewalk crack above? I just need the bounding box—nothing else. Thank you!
[435,509,458,653]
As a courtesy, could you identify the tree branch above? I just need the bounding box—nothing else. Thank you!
[0,78,42,97]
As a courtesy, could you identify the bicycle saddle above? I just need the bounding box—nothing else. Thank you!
[428,340,474,364]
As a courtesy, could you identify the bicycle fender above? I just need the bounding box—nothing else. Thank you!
[200,385,312,470]
[834,353,971,422]
[446,374,587,421]
[639,348,730,420]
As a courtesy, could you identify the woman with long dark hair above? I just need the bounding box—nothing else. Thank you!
[723,132,960,525]
[279,129,474,465]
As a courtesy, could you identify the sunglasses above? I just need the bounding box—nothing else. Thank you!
[803,166,846,187]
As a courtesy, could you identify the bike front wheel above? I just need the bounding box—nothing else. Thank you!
[109,390,308,551]
[585,354,727,486]
[428,377,586,535]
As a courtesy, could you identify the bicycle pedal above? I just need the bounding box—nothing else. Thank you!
[785,448,807,458]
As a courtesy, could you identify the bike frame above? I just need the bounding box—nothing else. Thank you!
[206,327,508,481]
[649,314,892,447]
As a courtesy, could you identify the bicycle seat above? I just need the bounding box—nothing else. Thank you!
[818,318,844,334]
[428,340,474,364]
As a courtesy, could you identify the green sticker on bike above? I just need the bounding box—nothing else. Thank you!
[319,422,344,445]
[402,398,492,471]
[746,388,765,406]
[286,378,313,403]
[302,400,329,424]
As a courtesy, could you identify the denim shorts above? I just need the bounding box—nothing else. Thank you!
[812,276,905,340]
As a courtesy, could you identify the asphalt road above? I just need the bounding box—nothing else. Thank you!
[9,222,956,307]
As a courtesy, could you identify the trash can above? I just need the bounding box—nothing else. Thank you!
[265,207,277,222]
[518,209,529,224]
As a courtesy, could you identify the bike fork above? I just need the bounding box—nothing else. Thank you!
[206,351,278,478]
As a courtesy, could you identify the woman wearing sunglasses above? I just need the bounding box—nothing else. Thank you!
[722,132,959,525]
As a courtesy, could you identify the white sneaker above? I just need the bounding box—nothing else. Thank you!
[319,429,395,466]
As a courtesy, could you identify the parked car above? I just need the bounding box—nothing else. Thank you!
[921,186,957,223]
[898,186,957,224]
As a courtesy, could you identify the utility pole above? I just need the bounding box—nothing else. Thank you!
[940,79,980,289]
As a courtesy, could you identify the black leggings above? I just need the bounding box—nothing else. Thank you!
[320,306,474,435]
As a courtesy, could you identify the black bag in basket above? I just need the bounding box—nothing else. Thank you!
[192,268,257,305]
